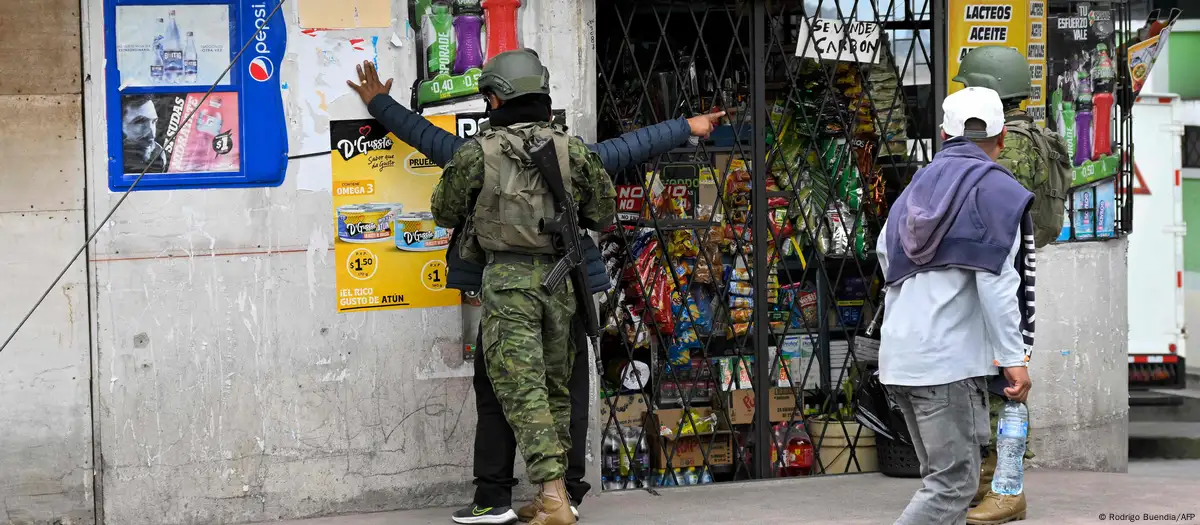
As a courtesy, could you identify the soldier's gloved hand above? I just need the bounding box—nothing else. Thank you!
[347,60,394,106]
[687,111,727,139]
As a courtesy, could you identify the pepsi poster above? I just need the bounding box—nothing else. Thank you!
[104,0,288,191]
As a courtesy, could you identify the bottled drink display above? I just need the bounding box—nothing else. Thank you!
[451,1,484,75]
[424,2,456,78]
[183,31,198,83]
[991,401,1029,496]
[601,427,651,488]
[481,0,522,59]
[181,97,224,171]
[162,10,184,83]
[150,18,166,83]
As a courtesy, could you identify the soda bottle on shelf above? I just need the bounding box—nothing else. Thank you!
[150,18,166,83]
[783,422,814,477]
[602,429,619,476]
[699,467,713,484]
[992,401,1029,495]
[162,10,184,83]
[636,432,650,473]
[183,31,198,83]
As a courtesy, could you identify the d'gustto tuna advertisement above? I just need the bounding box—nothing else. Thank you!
[330,118,460,313]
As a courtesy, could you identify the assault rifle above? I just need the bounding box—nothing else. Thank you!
[528,136,602,344]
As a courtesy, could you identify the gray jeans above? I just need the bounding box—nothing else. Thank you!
[890,377,991,525]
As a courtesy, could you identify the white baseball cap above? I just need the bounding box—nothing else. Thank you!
[941,87,1006,140]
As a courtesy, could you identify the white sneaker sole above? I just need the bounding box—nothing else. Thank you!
[452,509,519,525]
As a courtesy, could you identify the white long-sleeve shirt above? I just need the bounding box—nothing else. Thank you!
[876,221,1027,387]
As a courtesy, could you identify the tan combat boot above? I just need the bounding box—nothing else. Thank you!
[972,453,997,507]
[967,491,1027,524]
[517,500,577,522]
[527,478,576,525]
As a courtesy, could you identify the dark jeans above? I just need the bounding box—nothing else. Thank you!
[473,316,591,508]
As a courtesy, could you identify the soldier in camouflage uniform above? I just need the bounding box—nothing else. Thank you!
[431,49,615,525]
[955,45,1071,525]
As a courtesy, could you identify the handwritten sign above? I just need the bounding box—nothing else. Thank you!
[795,18,882,64]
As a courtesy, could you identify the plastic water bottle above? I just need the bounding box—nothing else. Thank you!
[150,18,165,83]
[183,31,198,83]
[991,401,1029,496]
[162,10,184,83]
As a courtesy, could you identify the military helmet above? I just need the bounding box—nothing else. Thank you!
[954,45,1032,101]
[478,48,551,101]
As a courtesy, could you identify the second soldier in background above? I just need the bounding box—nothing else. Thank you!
[429,49,616,525]
[954,44,1073,525]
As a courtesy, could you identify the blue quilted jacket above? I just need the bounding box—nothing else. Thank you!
[367,94,692,295]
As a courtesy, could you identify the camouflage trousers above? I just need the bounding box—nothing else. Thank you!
[987,393,1035,461]
[480,261,577,484]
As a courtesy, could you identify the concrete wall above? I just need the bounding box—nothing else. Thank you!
[0,0,96,524]
[1028,239,1130,472]
[77,1,596,524]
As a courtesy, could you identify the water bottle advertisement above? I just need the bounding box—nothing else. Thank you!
[409,0,523,110]
[1046,4,1120,188]
[103,0,288,191]
[114,5,233,88]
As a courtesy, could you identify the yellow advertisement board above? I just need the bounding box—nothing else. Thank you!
[330,116,460,313]
[1026,0,1047,125]
[947,0,1029,96]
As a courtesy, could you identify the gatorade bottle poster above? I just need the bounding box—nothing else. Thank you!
[330,117,461,313]
[114,4,233,88]
[1047,5,1120,187]
[946,1,1028,96]
[409,0,526,110]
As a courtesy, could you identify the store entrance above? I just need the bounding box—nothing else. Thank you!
[592,0,938,490]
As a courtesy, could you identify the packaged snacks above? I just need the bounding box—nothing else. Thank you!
[730,296,755,309]
[725,267,752,282]
[668,230,699,257]
[715,356,755,391]
[672,291,704,326]
[730,308,752,323]
[691,288,714,334]
[672,259,694,285]
[667,340,691,368]
[727,281,754,297]
[726,322,751,337]
[650,271,675,334]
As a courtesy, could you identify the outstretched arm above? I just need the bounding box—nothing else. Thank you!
[590,111,725,173]
[350,62,465,168]
[352,62,724,173]
[368,94,465,168]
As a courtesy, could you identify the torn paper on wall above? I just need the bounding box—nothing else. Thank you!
[297,0,392,29]
[292,29,380,154]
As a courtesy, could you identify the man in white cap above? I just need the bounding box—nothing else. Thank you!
[876,86,1035,525]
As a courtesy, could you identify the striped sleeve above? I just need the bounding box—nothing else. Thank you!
[1017,212,1036,361]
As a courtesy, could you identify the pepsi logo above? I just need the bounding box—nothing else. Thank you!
[249,56,274,82]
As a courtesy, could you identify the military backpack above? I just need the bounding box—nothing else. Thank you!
[1004,116,1072,248]
[466,122,574,258]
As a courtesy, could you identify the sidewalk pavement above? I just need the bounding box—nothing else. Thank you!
[275,462,1200,525]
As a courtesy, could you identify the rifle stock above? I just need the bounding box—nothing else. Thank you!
[528,136,601,339]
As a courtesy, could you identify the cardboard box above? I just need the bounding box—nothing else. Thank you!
[598,395,649,428]
[719,387,803,425]
[648,408,734,468]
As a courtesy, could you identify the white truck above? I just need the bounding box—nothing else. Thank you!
[1127,93,1187,390]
